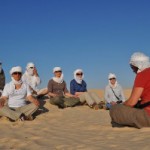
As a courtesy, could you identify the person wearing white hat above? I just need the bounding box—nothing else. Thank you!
[110,52,150,128]
[104,73,125,110]
[22,62,48,96]
[0,66,39,121]
[47,67,80,109]
[0,61,5,97]
[70,69,104,110]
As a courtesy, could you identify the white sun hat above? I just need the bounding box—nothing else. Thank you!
[53,67,62,73]
[10,66,22,75]
[130,52,150,73]
[108,73,116,80]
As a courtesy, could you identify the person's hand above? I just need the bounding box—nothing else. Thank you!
[33,67,38,76]
[0,98,5,108]
[33,99,40,106]
[70,94,78,98]
[111,101,117,105]
[52,93,58,97]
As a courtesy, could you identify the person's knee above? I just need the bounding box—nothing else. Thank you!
[109,104,122,118]
[50,97,63,105]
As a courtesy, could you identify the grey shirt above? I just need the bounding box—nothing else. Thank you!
[47,79,69,97]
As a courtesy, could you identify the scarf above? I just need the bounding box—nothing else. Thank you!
[109,80,118,88]
[52,73,64,83]
[11,77,23,85]
[26,68,34,76]
[74,69,84,84]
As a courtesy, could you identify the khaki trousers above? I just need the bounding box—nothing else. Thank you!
[0,103,38,121]
[79,92,101,106]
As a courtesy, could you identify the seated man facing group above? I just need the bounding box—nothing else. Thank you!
[0,66,39,121]
[22,62,48,97]
[104,73,125,110]
[70,69,104,109]
[110,52,150,128]
[48,67,80,109]
[0,61,5,97]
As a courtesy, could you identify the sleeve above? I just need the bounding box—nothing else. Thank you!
[47,80,53,92]
[104,86,111,103]
[84,81,87,92]
[2,84,9,98]
[33,76,41,86]
[63,81,69,94]
[70,80,75,95]
[26,84,32,96]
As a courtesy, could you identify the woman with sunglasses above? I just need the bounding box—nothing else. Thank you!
[48,67,80,109]
[22,62,48,97]
[104,73,125,110]
[0,66,39,121]
[110,52,150,128]
[70,69,104,110]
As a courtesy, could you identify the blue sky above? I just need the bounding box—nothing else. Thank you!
[0,0,150,89]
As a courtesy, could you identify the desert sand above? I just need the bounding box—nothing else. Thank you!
[0,89,150,150]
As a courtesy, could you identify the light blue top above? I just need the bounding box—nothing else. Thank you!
[104,84,125,103]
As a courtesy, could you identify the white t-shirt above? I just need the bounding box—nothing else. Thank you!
[2,81,31,108]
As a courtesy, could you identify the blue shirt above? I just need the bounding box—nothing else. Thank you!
[70,79,87,95]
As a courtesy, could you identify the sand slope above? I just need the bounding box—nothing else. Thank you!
[0,89,150,150]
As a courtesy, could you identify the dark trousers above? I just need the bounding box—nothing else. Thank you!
[50,96,80,108]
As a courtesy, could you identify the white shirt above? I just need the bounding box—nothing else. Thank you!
[104,84,125,103]
[22,72,41,92]
[2,81,31,108]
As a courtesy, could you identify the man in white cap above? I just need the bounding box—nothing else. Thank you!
[0,61,5,97]
[0,66,39,121]
[104,73,125,109]
[22,62,48,96]
[48,67,80,109]
[110,52,150,128]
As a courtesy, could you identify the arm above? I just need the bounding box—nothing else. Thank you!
[26,84,40,106]
[104,86,112,103]
[124,87,143,107]
[27,95,40,106]
[0,96,7,108]
[47,80,58,97]
[75,92,85,96]
[33,67,41,85]
[65,92,77,98]
[120,86,126,102]
[48,92,58,97]
[70,80,75,95]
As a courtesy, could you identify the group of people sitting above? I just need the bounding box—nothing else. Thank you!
[0,60,125,121]
[0,52,150,129]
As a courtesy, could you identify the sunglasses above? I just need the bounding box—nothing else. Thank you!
[76,73,83,76]
[55,70,62,73]
[109,78,116,80]
[13,72,22,75]
[30,67,34,69]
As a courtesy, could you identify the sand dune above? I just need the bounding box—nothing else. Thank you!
[0,89,150,150]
